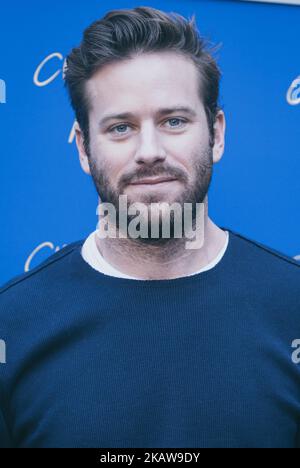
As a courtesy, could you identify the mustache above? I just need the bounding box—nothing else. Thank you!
[120,166,187,187]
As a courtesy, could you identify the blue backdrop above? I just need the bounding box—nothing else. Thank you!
[0,0,299,286]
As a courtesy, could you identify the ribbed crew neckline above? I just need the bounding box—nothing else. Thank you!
[68,226,234,288]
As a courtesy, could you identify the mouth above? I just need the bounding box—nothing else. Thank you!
[129,177,178,186]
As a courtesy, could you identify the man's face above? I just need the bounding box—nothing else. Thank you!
[76,51,225,243]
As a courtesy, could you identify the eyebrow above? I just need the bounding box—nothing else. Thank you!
[98,106,197,128]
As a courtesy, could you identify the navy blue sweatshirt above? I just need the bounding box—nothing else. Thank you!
[0,227,300,448]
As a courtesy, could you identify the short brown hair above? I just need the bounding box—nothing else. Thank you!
[64,6,222,155]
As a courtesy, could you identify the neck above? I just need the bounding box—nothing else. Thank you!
[94,196,227,280]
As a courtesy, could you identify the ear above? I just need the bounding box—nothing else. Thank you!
[212,110,226,164]
[74,121,91,175]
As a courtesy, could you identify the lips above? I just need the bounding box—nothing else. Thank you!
[130,177,177,185]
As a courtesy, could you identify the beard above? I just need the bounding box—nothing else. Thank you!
[89,145,213,245]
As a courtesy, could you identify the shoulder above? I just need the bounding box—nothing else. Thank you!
[0,239,84,307]
[227,227,299,270]
[0,239,85,387]
[226,227,300,294]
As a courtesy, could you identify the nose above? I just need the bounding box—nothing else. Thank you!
[134,122,167,164]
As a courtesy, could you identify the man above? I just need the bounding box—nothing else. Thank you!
[0,6,299,448]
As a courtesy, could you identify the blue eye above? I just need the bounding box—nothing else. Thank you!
[166,118,186,128]
[109,124,130,134]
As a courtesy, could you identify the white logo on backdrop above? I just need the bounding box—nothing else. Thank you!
[0,79,6,104]
[33,53,75,142]
[287,76,300,105]
[25,241,67,272]
[33,52,65,87]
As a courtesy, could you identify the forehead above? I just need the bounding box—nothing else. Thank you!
[85,52,204,117]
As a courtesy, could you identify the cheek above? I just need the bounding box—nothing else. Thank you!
[91,138,124,177]
[166,127,203,154]
[95,133,134,162]
[169,141,200,175]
